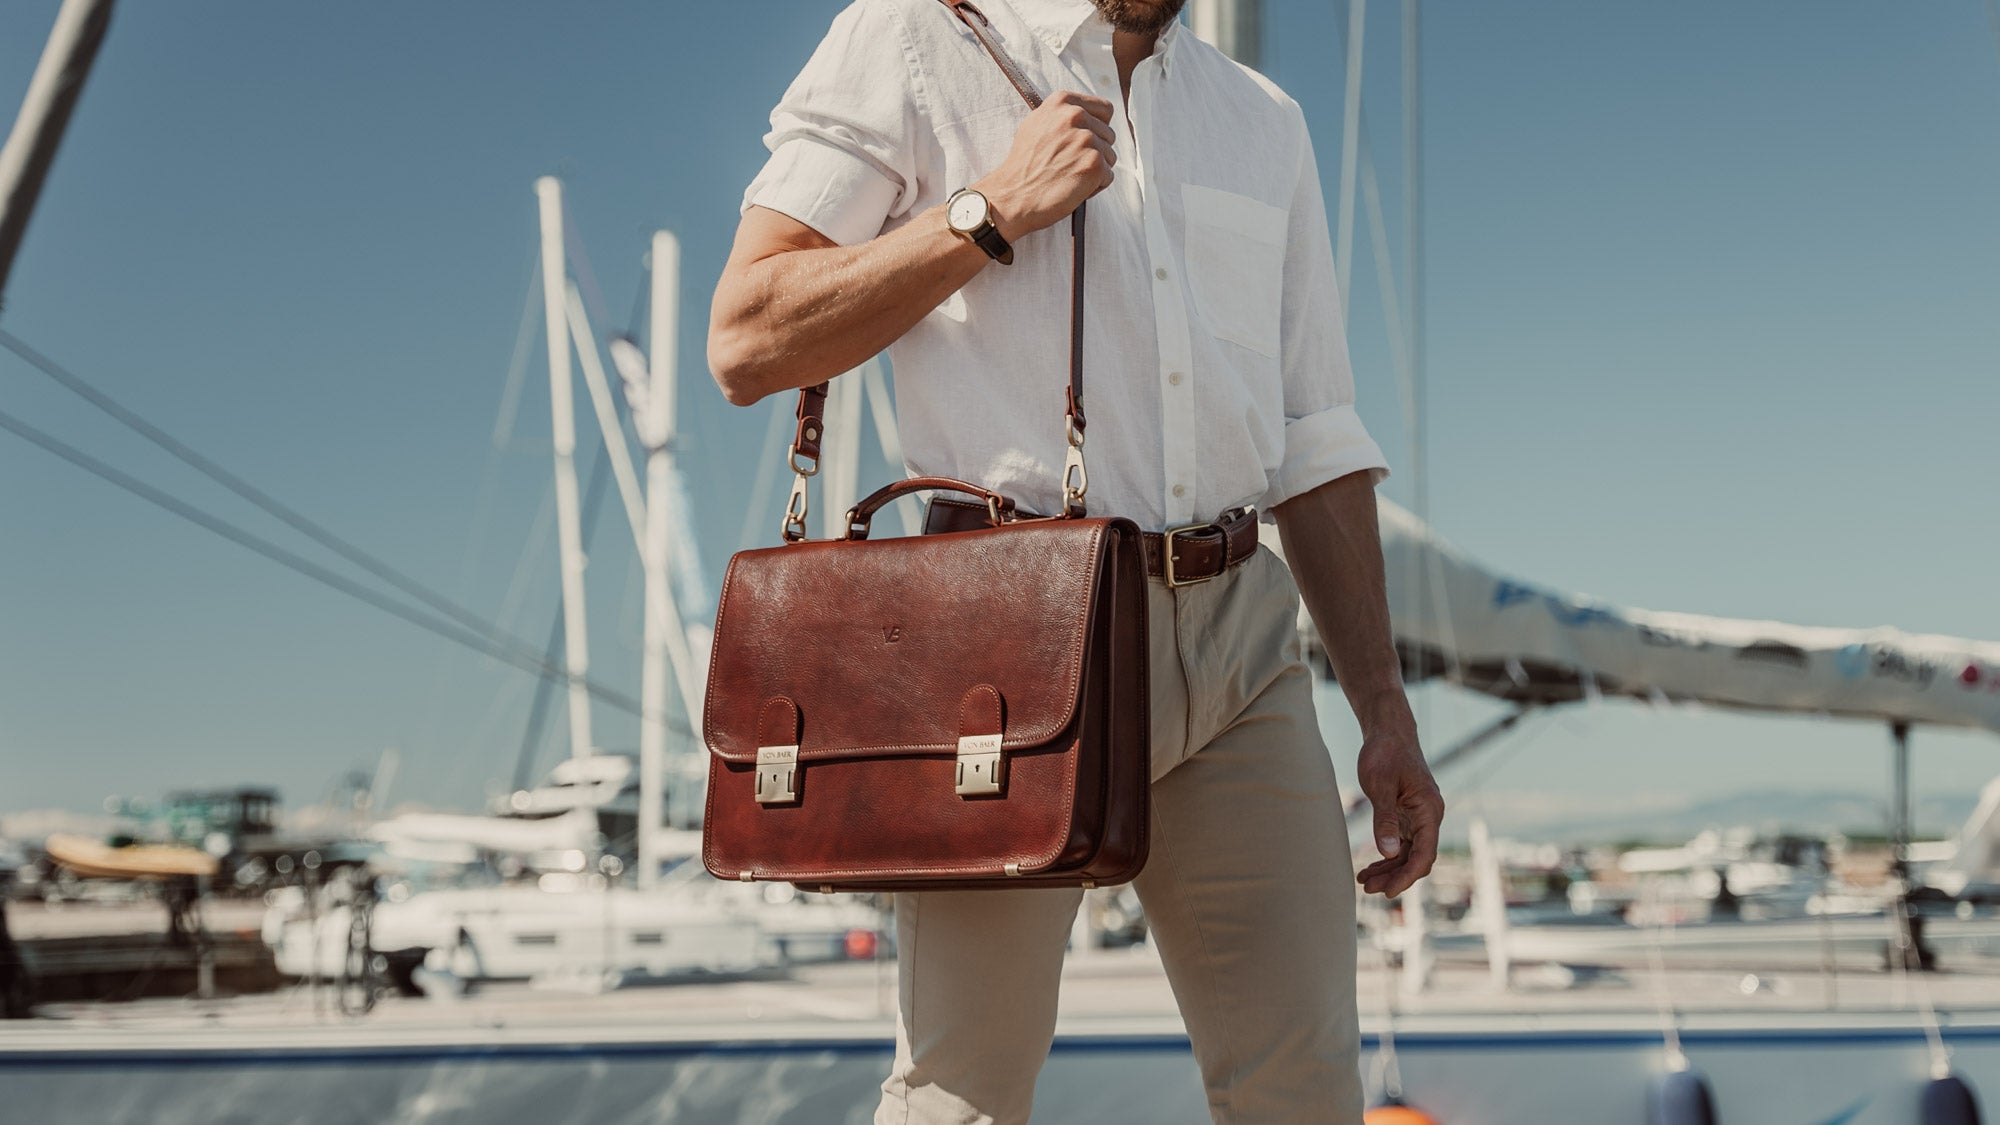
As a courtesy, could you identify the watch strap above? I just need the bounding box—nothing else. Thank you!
[970,222,1013,264]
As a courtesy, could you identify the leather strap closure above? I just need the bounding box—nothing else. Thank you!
[924,499,1259,586]
[791,383,829,469]
[758,697,801,746]
[957,683,1004,740]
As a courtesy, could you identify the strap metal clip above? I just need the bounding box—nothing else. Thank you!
[1061,421,1088,516]
[781,473,811,542]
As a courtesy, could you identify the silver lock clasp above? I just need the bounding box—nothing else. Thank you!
[755,745,799,804]
[954,733,1005,797]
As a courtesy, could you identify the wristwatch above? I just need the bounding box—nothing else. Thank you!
[945,187,1013,264]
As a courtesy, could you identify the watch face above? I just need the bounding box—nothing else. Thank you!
[948,190,989,233]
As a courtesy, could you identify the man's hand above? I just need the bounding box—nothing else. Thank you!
[1352,712,1443,897]
[974,90,1117,241]
[1272,474,1446,899]
[708,91,1116,405]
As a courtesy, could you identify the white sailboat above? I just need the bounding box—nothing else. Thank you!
[261,177,892,992]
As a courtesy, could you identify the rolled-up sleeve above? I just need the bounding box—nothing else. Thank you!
[1260,100,1389,514]
[741,0,928,248]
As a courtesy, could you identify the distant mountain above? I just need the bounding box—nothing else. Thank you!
[1443,787,1976,846]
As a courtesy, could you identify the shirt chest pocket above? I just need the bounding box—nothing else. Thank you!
[1176,184,1288,356]
[1180,184,1288,359]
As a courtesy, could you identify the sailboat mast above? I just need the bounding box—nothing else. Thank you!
[638,230,679,885]
[1189,0,1260,71]
[1334,0,1366,320]
[0,0,116,314]
[817,375,864,540]
[534,176,596,760]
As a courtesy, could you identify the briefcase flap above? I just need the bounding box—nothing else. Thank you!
[704,518,1117,766]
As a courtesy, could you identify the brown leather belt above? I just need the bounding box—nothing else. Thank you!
[925,499,1259,587]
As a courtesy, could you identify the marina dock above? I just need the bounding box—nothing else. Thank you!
[7,899,278,1003]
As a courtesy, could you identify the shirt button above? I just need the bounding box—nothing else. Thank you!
[1167,371,1183,385]
[1172,484,1186,498]
[1154,267,1168,281]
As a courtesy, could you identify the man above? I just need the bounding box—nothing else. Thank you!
[709,0,1443,1120]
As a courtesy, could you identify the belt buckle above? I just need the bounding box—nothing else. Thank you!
[1162,522,1220,588]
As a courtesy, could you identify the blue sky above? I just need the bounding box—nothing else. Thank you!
[2,1,1996,838]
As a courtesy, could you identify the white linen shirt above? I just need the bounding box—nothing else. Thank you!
[742,0,1388,532]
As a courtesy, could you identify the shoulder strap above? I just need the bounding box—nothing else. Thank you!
[784,0,1088,540]
[944,0,1047,108]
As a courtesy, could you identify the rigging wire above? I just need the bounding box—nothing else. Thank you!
[489,257,545,451]
[1364,896,1407,1105]
[513,442,616,791]
[0,329,547,668]
[1891,885,1954,1079]
[1449,707,1553,827]
[421,244,542,758]
[435,483,558,786]
[0,404,646,718]
[738,396,793,553]
[1326,0,1462,696]
[560,199,618,334]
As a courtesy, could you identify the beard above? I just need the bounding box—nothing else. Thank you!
[1091,0,1189,36]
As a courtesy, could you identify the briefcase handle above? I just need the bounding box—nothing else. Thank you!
[781,0,1088,543]
[844,476,1019,540]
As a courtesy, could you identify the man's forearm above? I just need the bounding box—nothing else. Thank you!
[711,90,1117,406]
[708,203,992,405]
[1272,472,1410,734]
[1279,472,1442,894]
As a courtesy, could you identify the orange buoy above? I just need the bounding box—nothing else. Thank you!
[1364,1105,1441,1125]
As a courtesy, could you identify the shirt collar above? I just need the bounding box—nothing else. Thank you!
[1002,0,1096,55]
[1001,0,1183,75]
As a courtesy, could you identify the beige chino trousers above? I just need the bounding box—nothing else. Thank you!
[876,546,1364,1125]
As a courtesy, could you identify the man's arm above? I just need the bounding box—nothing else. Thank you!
[709,90,1117,406]
[1273,473,1444,898]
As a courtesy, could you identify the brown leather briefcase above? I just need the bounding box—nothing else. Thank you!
[700,0,1149,892]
